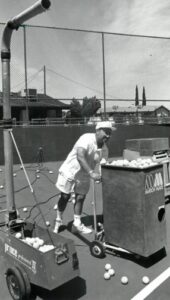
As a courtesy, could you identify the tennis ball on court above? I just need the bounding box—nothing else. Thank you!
[142,276,150,284]
[108,268,115,276]
[121,276,128,285]
[46,221,50,226]
[105,263,112,271]
[36,175,40,178]
[104,272,111,280]
[23,207,28,212]
[49,170,53,174]
[0,185,4,189]
[54,204,58,210]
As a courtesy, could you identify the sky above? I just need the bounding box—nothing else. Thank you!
[1,0,170,109]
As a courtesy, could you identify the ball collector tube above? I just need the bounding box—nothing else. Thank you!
[1,0,51,222]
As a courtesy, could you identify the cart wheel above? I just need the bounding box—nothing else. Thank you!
[16,266,31,300]
[6,266,31,300]
[90,240,105,258]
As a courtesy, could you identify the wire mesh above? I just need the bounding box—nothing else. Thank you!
[1,22,170,112]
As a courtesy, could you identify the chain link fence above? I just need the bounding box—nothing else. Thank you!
[1,22,170,124]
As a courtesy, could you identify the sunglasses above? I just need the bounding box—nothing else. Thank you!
[102,128,112,138]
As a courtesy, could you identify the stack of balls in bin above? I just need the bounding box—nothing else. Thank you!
[108,158,157,168]
[15,233,55,252]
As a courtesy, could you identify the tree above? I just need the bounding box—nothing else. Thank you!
[142,86,146,106]
[81,96,101,117]
[70,98,82,117]
[135,85,139,106]
[66,96,101,123]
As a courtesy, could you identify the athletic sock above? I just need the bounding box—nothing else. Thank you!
[56,205,63,220]
[73,214,81,226]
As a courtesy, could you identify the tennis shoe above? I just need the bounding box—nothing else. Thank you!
[73,223,92,234]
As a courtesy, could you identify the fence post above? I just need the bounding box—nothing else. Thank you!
[102,32,106,120]
[23,25,29,123]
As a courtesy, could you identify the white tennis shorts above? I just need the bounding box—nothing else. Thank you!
[56,172,90,195]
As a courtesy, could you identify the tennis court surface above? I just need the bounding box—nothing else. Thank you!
[0,161,170,300]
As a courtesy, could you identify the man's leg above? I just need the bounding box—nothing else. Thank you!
[54,171,74,233]
[73,193,85,225]
[54,192,70,233]
[73,193,92,234]
[58,192,71,214]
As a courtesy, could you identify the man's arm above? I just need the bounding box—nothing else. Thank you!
[77,147,101,181]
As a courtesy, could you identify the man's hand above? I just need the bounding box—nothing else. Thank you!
[89,171,101,182]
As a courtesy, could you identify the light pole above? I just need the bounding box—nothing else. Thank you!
[102,33,106,120]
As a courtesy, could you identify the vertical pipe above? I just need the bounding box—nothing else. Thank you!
[23,25,29,122]
[43,65,46,95]
[92,180,97,238]
[102,33,106,120]
[2,57,16,220]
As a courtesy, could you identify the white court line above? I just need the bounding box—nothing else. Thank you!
[131,267,170,300]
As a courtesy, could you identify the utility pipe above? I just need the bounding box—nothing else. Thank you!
[1,0,51,222]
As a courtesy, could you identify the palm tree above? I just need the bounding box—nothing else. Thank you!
[135,85,139,106]
[142,86,146,106]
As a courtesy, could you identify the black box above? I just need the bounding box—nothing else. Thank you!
[102,164,166,256]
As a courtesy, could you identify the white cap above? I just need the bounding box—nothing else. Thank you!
[95,121,116,131]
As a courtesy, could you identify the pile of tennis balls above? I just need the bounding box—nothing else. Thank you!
[104,263,115,280]
[109,158,157,169]
[104,263,129,284]
[15,233,55,252]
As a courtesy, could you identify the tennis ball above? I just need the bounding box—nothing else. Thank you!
[142,276,150,284]
[105,263,111,271]
[15,232,22,239]
[104,272,110,280]
[108,268,115,276]
[121,276,128,285]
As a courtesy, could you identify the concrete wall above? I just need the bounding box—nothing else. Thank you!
[0,124,170,165]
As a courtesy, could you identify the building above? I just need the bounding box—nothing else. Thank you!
[97,105,170,125]
[0,89,70,124]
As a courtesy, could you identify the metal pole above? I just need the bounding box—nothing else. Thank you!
[2,57,16,221]
[102,33,106,120]
[23,26,29,122]
[92,180,97,237]
[43,65,46,95]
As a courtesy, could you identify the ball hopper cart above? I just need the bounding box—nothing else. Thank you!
[0,2,79,299]
[90,160,167,259]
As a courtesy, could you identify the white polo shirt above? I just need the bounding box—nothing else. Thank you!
[59,133,102,180]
